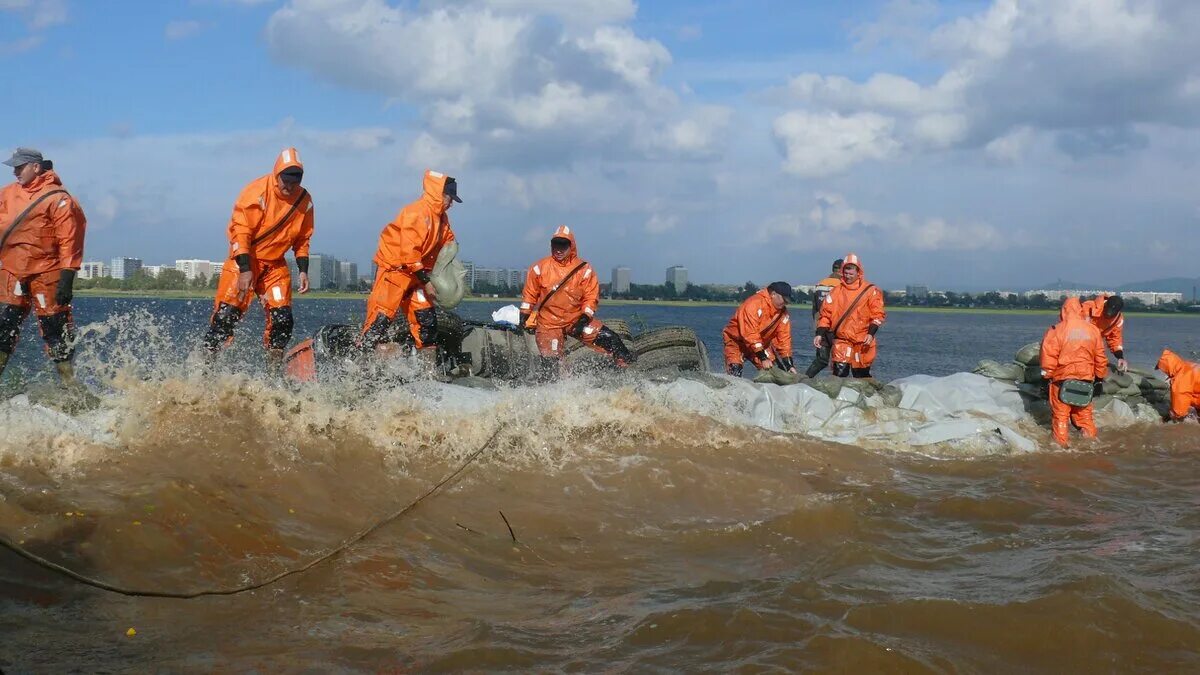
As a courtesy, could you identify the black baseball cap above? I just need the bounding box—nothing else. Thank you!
[767,281,793,301]
[444,177,463,203]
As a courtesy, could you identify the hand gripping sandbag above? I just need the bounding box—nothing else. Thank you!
[430,240,466,309]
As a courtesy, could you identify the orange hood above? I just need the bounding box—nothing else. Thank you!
[1059,296,1084,321]
[269,147,305,201]
[1157,348,1187,377]
[421,169,453,215]
[548,225,579,264]
[840,252,866,286]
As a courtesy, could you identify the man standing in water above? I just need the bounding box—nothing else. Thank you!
[805,258,842,377]
[202,148,314,372]
[361,170,459,353]
[519,226,635,379]
[1040,297,1107,447]
[815,253,885,378]
[1082,293,1128,374]
[0,148,88,384]
[722,281,796,377]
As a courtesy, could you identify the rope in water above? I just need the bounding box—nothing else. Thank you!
[0,424,507,599]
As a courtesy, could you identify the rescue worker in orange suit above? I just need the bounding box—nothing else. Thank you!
[1155,348,1200,422]
[814,253,885,378]
[805,258,842,377]
[519,226,635,378]
[0,148,87,384]
[1039,297,1107,447]
[723,282,796,377]
[202,147,313,371]
[361,170,459,353]
[1081,293,1128,374]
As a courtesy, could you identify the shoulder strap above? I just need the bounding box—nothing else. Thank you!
[535,262,588,313]
[830,284,876,338]
[759,306,787,338]
[0,189,68,254]
[252,189,309,248]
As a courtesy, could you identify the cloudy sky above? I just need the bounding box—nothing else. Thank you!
[2,0,1198,290]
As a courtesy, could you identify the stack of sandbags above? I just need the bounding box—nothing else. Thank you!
[973,343,1043,384]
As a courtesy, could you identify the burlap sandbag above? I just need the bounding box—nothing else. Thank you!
[430,240,466,309]
[974,359,1025,381]
[753,368,803,386]
[1015,342,1041,366]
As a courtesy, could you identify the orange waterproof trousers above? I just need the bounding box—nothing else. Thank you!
[1048,381,1097,447]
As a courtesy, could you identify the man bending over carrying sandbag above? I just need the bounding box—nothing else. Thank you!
[361,170,461,354]
[723,281,795,378]
[519,226,634,380]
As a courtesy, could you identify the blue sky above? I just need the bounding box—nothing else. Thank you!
[3,0,1198,290]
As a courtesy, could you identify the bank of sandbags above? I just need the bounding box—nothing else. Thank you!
[972,340,1170,413]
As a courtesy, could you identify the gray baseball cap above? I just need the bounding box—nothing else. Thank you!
[3,147,43,168]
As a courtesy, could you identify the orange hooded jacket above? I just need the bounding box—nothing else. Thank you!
[373,169,457,275]
[1040,297,1107,383]
[227,148,314,263]
[1081,293,1125,356]
[0,170,86,276]
[520,226,598,331]
[724,288,793,359]
[1156,348,1200,420]
[816,253,884,343]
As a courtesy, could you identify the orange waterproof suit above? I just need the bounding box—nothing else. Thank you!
[723,289,792,369]
[1081,293,1125,358]
[205,147,314,352]
[1155,349,1200,420]
[1040,297,1107,447]
[362,169,457,349]
[0,169,86,361]
[521,226,609,358]
[816,253,885,372]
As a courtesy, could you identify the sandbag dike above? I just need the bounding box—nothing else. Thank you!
[971,341,1171,417]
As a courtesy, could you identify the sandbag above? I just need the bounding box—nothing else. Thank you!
[430,240,466,309]
[973,359,1025,381]
[803,376,844,399]
[753,368,803,386]
[1015,342,1041,366]
[1106,372,1134,389]
[459,326,536,379]
[1023,365,1045,384]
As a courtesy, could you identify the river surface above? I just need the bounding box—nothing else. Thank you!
[1,298,1198,672]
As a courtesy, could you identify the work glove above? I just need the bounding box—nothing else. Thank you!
[777,356,795,372]
[55,269,76,306]
[1093,380,1104,397]
[571,314,591,337]
[518,312,529,329]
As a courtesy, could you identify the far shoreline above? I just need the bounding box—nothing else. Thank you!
[71,289,1199,317]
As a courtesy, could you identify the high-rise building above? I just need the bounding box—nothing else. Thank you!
[79,261,108,279]
[110,257,143,280]
[666,265,688,294]
[612,266,631,293]
[508,269,524,289]
[462,260,476,289]
[905,285,930,299]
[339,261,359,290]
[143,265,165,278]
[309,253,340,290]
[175,259,213,281]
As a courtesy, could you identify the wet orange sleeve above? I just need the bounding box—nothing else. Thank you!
[1092,331,1108,380]
[293,198,314,258]
[736,297,766,351]
[521,266,542,310]
[772,313,793,357]
[580,265,599,317]
[1170,376,1193,419]
[1040,327,1060,378]
[1105,319,1124,355]
[229,190,262,256]
[868,287,886,326]
[51,194,86,270]
[816,293,833,330]
[393,210,429,272]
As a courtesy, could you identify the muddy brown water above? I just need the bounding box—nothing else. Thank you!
[1,300,1199,671]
